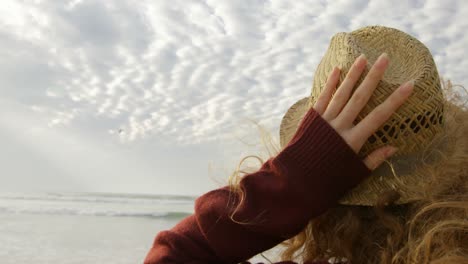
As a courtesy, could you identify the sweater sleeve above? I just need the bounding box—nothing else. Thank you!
[144,108,372,264]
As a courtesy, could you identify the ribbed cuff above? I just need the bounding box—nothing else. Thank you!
[276,108,371,207]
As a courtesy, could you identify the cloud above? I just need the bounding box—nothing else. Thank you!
[2,0,466,146]
[0,98,219,195]
[0,0,467,194]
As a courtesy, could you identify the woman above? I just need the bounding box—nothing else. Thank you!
[144,26,467,263]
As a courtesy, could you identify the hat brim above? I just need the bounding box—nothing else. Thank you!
[280,97,459,206]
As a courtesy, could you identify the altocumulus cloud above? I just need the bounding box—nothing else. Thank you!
[0,0,467,194]
[2,0,467,144]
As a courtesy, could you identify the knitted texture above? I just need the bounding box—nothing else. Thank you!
[144,108,371,264]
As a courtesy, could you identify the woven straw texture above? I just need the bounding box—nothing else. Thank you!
[280,26,449,205]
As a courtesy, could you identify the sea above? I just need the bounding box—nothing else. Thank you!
[0,191,277,263]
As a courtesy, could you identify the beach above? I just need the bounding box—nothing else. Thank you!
[0,192,279,263]
[0,192,192,263]
[0,212,172,264]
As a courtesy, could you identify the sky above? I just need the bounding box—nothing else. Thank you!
[0,0,467,196]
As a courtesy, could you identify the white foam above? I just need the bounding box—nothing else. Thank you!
[0,192,193,219]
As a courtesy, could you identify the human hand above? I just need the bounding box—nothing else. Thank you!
[313,53,414,170]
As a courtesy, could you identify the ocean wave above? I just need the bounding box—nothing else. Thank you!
[0,206,191,219]
[0,192,195,205]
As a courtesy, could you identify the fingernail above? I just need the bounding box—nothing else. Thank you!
[328,66,340,80]
[356,54,367,67]
[334,66,341,77]
[380,52,389,60]
[378,53,389,66]
[386,146,398,157]
[400,80,414,94]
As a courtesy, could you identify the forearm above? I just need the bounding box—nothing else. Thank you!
[144,108,371,263]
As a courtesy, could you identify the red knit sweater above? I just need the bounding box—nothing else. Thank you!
[144,108,372,264]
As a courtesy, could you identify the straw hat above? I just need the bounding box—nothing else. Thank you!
[280,25,454,206]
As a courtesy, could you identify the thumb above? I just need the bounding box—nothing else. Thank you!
[363,146,398,171]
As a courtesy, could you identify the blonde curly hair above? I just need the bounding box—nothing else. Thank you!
[228,80,468,264]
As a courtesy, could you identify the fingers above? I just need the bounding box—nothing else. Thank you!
[353,80,414,146]
[314,66,340,116]
[363,146,398,170]
[313,52,414,158]
[337,53,390,125]
[322,54,367,120]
